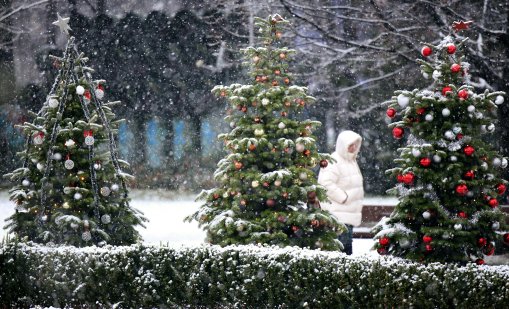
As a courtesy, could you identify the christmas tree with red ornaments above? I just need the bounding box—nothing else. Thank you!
[3,15,145,246]
[187,14,345,250]
[373,21,509,264]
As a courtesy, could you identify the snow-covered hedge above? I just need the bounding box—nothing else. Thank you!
[1,243,508,308]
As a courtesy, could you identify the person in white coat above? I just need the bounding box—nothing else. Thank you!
[318,130,364,255]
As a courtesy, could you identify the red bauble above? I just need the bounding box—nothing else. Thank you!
[402,172,415,185]
[386,108,396,118]
[458,211,467,219]
[379,237,390,246]
[303,149,311,157]
[447,44,457,54]
[458,89,469,100]
[463,145,475,156]
[456,133,464,140]
[84,90,91,100]
[483,243,495,256]
[464,170,475,180]
[456,184,469,196]
[488,198,499,208]
[442,86,452,96]
[425,244,433,252]
[476,259,485,265]
[420,158,431,167]
[263,182,270,187]
[234,161,243,170]
[377,247,387,255]
[83,130,93,137]
[212,193,220,200]
[266,199,276,207]
[291,225,299,232]
[421,46,432,57]
[397,174,404,183]
[496,183,506,195]
[307,191,317,200]
[416,108,426,115]
[248,144,256,151]
[423,235,433,243]
[319,160,329,168]
[503,233,509,244]
[392,127,404,139]
[477,237,488,247]
[451,63,461,73]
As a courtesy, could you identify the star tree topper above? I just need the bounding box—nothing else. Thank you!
[52,13,71,35]
[452,20,473,32]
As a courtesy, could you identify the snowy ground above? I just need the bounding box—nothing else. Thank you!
[0,190,376,256]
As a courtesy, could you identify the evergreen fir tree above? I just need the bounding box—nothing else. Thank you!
[373,21,509,264]
[3,15,145,246]
[187,15,345,251]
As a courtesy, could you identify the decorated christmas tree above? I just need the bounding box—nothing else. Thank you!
[373,21,509,264]
[187,15,344,250]
[3,15,145,246]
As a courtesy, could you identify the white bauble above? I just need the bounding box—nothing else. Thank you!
[475,112,483,119]
[74,192,82,200]
[501,158,508,168]
[480,125,487,133]
[48,98,59,108]
[487,123,495,132]
[41,215,48,222]
[425,114,434,122]
[495,95,504,105]
[296,143,305,153]
[261,98,270,106]
[22,179,30,186]
[274,180,282,187]
[111,184,119,191]
[278,122,286,129]
[76,85,85,95]
[492,222,500,230]
[95,88,104,100]
[433,155,441,163]
[422,72,429,79]
[411,148,421,157]
[397,94,410,108]
[82,231,92,241]
[467,105,475,112]
[444,130,455,140]
[432,70,441,80]
[84,136,95,146]
[254,128,264,136]
[94,163,102,170]
[64,159,74,170]
[229,121,236,128]
[493,158,502,167]
[452,126,462,134]
[454,224,462,231]
[399,238,411,248]
[450,156,458,162]
[53,153,62,160]
[466,191,474,197]
[299,172,308,180]
[422,211,431,219]
[101,214,111,224]
[36,163,44,171]
[100,187,111,197]
[251,180,259,188]
[481,162,489,170]
[442,108,451,117]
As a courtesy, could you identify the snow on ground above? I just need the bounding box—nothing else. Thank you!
[0,189,378,256]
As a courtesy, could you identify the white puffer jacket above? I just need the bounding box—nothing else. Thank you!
[318,130,364,226]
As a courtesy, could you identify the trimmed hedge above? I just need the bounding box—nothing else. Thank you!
[1,243,508,308]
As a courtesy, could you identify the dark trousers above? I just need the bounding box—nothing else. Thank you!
[338,224,353,255]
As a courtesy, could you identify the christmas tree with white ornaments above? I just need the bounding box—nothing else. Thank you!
[187,14,345,250]
[373,21,509,264]
[3,14,145,246]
